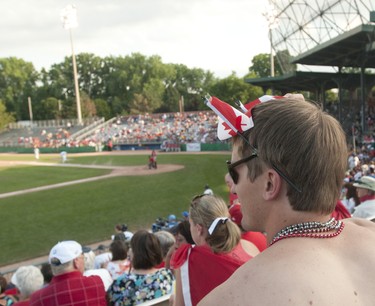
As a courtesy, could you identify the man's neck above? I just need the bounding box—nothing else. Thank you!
[265,205,332,246]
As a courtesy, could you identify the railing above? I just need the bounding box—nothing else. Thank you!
[73,117,117,142]
[69,117,106,141]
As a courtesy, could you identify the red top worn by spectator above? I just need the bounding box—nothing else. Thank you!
[332,200,351,220]
[171,243,251,306]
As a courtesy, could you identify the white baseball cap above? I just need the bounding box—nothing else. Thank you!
[49,240,82,265]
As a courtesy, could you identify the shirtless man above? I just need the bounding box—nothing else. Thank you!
[200,95,375,305]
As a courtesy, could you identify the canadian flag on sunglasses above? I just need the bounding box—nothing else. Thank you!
[205,95,283,140]
[204,96,251,140]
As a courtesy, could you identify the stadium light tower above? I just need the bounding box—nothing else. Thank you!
[263,4,279,77]
[61,4,82,125]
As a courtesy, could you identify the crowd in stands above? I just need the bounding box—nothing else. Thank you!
[91,112,218,147]
[1,111,219,150]
[338,147,375,220]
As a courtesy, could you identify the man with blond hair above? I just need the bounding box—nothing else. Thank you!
[200,94,375,305]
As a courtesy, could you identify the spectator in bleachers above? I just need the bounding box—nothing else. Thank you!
[171,194,258,306]
[225,173,239,207]
[348,153,360,170]
[94,245,112,269]
[167,214,178,229]
[82,247,113,291]
[352,176,375,220]
[174,220,194,247]
[165,220,194,270]
[112,224,133,242]
[39,264,52,287]
[203,184,213,195]
[11,265,44,306]
[107,230,174,305]
[104,240,131,280]
[340,182,360,214]
[181,211,189,221]
[29,240,106,306]
[154,231,176,268]
[0,275,16,305]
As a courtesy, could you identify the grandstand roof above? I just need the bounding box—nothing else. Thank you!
[291,24,375,68]
[245,71,375,94]
[245,24,375,94]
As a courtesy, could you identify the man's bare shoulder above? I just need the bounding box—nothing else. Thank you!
[198,249,292,305]
[345,217,375,231]
[199,225,375,306]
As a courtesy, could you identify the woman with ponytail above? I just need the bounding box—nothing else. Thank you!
[171,194,259,306]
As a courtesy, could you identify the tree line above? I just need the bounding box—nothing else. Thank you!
[0,52,285,129]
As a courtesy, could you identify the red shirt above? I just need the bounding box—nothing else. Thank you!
[332,200,351,220]
[171,243,252,306]
[241,231,267,252]
[29,271,106,306]
[229,193,238,206]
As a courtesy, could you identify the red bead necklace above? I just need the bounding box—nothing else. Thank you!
[269,218,345,247]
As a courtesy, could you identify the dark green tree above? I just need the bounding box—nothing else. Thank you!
[249,52,290,77]
[0,57,39,120]
[94,98,111,120]
[35,97,61,120]
[208,72,263,105]
[0,100,15,130]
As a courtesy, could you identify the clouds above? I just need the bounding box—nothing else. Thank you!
[0,0,270,78]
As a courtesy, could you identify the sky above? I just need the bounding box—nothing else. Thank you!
[0,0,272,78]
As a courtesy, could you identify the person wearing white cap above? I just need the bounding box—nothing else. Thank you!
[29,240,106,306]
[352,176,375,220]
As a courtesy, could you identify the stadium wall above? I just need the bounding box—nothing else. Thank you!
[112,142,231,152]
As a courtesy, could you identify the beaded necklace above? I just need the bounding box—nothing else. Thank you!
[269,217,345,247]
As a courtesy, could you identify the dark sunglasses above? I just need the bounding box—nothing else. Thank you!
[226,153,258,185]
[226,142,302,193]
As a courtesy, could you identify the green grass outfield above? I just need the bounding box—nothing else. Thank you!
[0,152,231,266]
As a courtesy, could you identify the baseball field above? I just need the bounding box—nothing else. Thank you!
[0,151,230,267]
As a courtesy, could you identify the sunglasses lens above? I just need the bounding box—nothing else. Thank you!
[229,168,238,184]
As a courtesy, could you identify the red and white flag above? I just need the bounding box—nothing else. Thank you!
[205,96,252,140]
[205,95,283,141]
[243,95,283,113]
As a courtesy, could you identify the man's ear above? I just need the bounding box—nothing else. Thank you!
[263,169,282,200]
[73,256,81,269]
